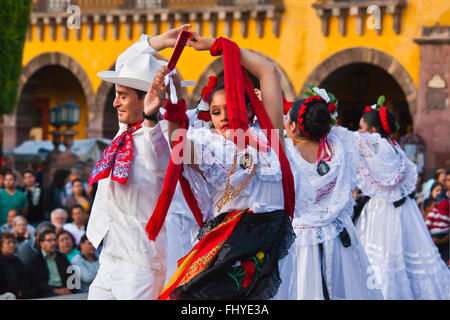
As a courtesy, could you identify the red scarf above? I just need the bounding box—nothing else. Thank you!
[211,37,295,219]
[146,99,204,241]
[88,122,142,186]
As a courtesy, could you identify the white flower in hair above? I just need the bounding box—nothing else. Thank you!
[371,104,377,110]
[313,87,330,103]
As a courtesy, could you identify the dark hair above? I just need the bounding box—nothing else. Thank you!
[39,230,56,243]
[57,230,75,246]
[362,109,398,138]
[430,182,444,198]
[289,98,331,141]
[79,234,89,245]
[3,171,16,181]
[52,169,71,188]
[132,88,147,100]
[434,169,446,180]
[71,204,85,215]
[0,233,16,248]
[71,178,88,197]
[207,83,225,105]
[422,197,436,211]
[23,169,36,177]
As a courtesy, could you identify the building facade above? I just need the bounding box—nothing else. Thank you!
[2,0,449,176]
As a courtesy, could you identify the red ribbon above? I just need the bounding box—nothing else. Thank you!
[379,106,393,136]
[201,76,219,102]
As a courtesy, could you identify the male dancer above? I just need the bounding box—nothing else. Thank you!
[86,25,193,299]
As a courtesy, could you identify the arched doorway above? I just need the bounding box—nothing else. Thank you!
[2,52,94,150]
[320,63,412,137]
[301,47,417,139]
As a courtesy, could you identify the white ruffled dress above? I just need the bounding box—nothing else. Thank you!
[286,126,384,300]
[348,130,450,300]
[180,126,301,300]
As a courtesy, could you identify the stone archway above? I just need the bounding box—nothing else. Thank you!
[89,54,189,139]
[2,52,94,150]
[301,47,417,115]
[189,52,296,108]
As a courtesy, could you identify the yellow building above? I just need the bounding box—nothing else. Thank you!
[2,0,450,175]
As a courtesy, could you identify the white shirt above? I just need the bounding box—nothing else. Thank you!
[63,222,86,246]
[86,122,170,270]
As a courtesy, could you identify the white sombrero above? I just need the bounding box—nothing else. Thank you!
[98,35,195,92]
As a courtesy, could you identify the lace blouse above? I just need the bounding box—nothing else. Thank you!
[181,126,287,221]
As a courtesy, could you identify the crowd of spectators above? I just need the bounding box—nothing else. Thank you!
[0,154,100,299]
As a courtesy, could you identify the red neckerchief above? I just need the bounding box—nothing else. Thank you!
[88,122,142,186]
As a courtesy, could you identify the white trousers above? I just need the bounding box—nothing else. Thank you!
[88,252,166,300]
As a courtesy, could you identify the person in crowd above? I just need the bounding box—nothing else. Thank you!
[426,199,449,264]
[421,168,446,201]
[0,209,18,234]
[16,221,56,265]
[25,229,74,298]
[64,168,84,197]
[57,230,80,262]
[4,155,23,189]
[63,204,88,246]
[43,169,70,219]
[0,171,28,226]
[421,197,437,220]
[0,233,37,299]
[50,208,68,235]
[71,235,99,293]
[0,168,6,189]
[428,182,445,203]
[436,170,450,203]
[12,215,35,246]
[23,169,45,225]
[65,178,91,214]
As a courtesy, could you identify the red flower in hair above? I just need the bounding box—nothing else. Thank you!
[201,76,219,102]
[328,102,336,114]
[364,106,372,113]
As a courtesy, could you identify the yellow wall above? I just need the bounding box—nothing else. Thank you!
[21,0,450,139]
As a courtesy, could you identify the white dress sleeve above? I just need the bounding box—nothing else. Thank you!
[333,126,417,202]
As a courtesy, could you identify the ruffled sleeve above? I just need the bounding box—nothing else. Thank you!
[333,126,417,202]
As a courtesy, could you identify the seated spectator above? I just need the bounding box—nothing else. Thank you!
[50,208,68,235]
[421,197,437,220]
[422,169,446,201]
[63,204,88,246]
[0,233,37,299]
[426,199,449,264]
[429,182,444,203]
[436,170,450,203]
[65,178,91,214]
[0,171,28,226]
[71,235,99,293]
[16,221,55,265]
[25,229,74,298]
[0,209,18,234]
[23,169,45,225]
[12,216,36,246]
[57,230,80,262]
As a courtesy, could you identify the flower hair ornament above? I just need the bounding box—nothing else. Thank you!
[300,85,339,176]
[364,95,400,145]
[196,76,219,122]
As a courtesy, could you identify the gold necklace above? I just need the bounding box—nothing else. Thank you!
[216,153,258,212]
[292,137,311,144]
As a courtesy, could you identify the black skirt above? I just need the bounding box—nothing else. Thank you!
[170,209,295,300]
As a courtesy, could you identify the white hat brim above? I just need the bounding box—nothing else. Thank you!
[98,71,196,92]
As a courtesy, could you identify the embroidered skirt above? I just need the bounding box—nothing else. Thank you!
[159,209,295,300]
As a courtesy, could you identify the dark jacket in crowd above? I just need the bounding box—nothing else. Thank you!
[25,250,74,298]
[25,184,45,224]
[0,253,37,299]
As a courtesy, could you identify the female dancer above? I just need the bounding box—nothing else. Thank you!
[146,33,300,300]
[284,86,385,300]
[355,99,449,300]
